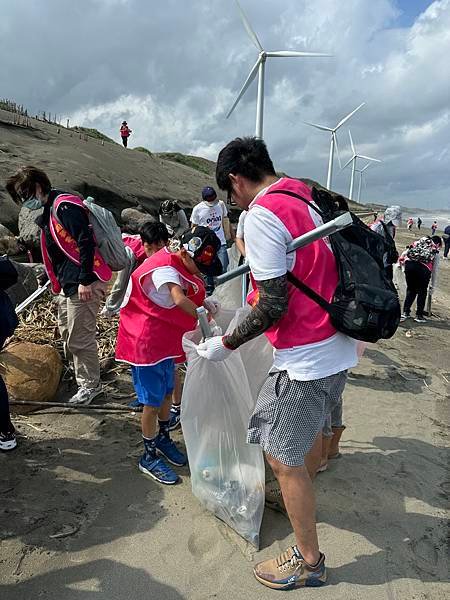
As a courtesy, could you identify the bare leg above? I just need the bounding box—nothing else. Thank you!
[171,369,182,407]
[158,394,172,421]
[266,453,320,566]
[141,405,158,439]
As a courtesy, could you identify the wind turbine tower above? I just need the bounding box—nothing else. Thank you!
[304,103,365,190]
[227,0,331,139]
[343,131,381,201]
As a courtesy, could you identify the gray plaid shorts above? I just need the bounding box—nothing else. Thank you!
[247,370,347,467]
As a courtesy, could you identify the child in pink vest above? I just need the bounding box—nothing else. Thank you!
[116,226,222,485]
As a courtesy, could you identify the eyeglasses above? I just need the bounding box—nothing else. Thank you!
[227,188,237,207]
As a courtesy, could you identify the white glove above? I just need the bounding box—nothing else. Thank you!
[197,336,233,362]
[203,297,221,315]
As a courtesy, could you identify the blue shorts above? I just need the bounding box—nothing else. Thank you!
[131,359,175,407]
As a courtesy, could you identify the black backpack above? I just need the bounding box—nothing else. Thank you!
[379,221,399,265]
[266,187,401,343]
[0,257,19,342]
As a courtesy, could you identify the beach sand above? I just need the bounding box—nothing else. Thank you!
[0,227,448,599]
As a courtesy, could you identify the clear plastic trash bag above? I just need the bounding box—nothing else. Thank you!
[181,308,273,548]
[213,244,244,309]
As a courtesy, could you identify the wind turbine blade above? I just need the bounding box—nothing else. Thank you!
[358,154,381,163]
[226,57,262,119]
[361,162,371,172]
[266,51,332,58]
[303,121,333,132]
[334,132,342,169]
[348,130,356,155]
[235,0,263,51]
[335,102,365,130]
[342,156,353,170]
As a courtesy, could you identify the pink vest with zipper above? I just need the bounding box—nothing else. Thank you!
[115,248,205,366]
[248,178,338,349]
[40,194,112,294]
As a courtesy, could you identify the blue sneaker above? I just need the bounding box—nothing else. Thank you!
[139,453,179,485]
[155,434,187,467]
[128,398,142,410]
[168,405,181,431]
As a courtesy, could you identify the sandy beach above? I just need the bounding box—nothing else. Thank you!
[0,227,449,599]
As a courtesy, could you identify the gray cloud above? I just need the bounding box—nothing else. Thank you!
[1,0,449,210]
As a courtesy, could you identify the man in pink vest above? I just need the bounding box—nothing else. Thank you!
[6,166,111,405]
[116,226,222,485]
[197,138,358,590]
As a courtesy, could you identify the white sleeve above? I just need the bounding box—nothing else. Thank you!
[190,205,198,225]
[236,211,247,239]
[221,201,228,218]
[151,266,182,291]
[245,206,292,281]
[431,254,440,288]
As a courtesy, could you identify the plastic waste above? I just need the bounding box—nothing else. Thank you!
[182,308,273,548]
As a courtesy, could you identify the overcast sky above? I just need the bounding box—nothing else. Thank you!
[1,0,449,210]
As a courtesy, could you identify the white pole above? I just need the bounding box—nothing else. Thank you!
[349,160,355,200]
[357,172,362,203]
[255,59,265,139]
[326,134,334,190]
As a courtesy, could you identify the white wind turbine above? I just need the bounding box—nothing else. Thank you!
[342,131,381,201]
[304,103,365,190]
[355,162,371,203]
[227,0,332,139]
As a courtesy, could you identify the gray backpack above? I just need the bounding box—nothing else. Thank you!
[83,197,128,271]
[52,195,128,272]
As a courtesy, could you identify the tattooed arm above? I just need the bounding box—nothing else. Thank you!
[223,274,288,350]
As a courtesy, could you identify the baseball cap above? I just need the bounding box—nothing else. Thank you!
[181,225,222,276]
[201,186,217,201]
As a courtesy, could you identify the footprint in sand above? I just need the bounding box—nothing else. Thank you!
[410,535,439,575]
[187,528,220,559]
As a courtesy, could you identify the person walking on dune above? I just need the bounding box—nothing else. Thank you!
[120,121,132,148]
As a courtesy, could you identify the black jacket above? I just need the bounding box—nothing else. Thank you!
[36,190,98,297]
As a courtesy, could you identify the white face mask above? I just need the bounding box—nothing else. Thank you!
[205,199,217,206]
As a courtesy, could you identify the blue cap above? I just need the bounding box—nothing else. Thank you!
[201,186,217,201]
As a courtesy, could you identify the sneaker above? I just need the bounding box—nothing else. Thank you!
[68,384,103,405]
[254,547,326,590]
[400,313,411,322]
[139,453,179,485]
[414,316,427,323]
[168,405,181,431]
[0,431,17,451]
[265,480,286,514]
[155,434,187,466]
[128,398,142,410]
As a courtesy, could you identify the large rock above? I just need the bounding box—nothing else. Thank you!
[0,342,62,414]
[0,236,21,255]
[6,260,39,307]
[18,205,43,249]
[0,192,21,234]
[121,207,155,233]
[0,224,13,237]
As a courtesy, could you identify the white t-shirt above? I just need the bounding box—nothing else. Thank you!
[191,200,228,245]
[141,266,189,308]
[244,181,358,382]
[236,210,247,240]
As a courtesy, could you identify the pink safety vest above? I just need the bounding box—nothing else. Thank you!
[115,247,205,366]
[41,194,112,294]
[122,234,147,263]
[247,178,338,349]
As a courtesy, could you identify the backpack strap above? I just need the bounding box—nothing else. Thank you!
[265,189,325,219]
[286,271,332,314]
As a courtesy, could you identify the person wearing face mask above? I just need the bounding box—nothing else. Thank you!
[190,186,230,294]
[6,166,111,405]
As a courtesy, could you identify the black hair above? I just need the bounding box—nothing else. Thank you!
[139,221,169,245]
[6,165,52,205]
[431,235,442,246]
[216,137,276,195]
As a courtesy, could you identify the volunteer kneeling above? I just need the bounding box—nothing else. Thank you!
[198,138,358,590]
[116,226,221,485]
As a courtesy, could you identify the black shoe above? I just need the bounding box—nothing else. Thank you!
[0,431,17,451]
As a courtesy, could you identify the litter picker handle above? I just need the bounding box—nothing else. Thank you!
[215,211,353,285]
[15,280,51,315]
[197,306,212,340]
